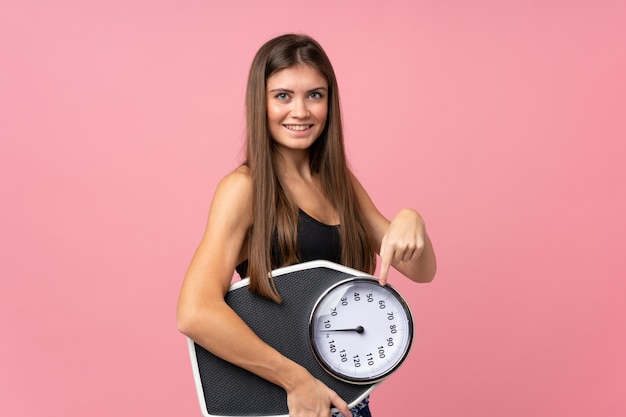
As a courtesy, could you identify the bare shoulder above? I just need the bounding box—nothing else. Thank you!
[210,165,253,226]
[216,165,252,194]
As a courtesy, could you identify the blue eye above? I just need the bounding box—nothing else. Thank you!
[309,91,323,100]
[276,92,289,100]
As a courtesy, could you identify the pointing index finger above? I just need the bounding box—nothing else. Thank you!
[379,241,391,286]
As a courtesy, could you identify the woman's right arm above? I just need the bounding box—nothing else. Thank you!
[176,168,350,417]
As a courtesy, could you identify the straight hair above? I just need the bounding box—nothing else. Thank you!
[244,34,376,302]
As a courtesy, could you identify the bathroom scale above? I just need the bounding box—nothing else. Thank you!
[186,260,414,417]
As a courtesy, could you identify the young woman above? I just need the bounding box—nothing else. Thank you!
[177,34,436,417]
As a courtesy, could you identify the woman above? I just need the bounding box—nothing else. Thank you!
[177,34,436,417]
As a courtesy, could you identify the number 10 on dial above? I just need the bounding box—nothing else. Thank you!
[308,277,414,384]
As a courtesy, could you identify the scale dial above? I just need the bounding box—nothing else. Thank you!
[309,277,414,384]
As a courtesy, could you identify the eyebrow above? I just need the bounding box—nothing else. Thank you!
[267,86,328,94]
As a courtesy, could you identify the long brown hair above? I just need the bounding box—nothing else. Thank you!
[244,34,376,302]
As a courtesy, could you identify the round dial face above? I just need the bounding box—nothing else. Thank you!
[309,277,414,384]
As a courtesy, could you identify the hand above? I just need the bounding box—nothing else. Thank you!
[286,370,351,417]
[379,208,426,285]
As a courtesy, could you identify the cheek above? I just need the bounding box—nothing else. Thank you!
[316,107,328,124]
[267,104,285,123]
[311,101,328,121]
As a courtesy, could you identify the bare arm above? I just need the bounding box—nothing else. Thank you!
[177,168,350,417]
[350,171,437,285]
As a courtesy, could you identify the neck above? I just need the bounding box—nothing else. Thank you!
[275,147,313,180]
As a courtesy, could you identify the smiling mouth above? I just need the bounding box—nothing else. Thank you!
[284,124,313,131]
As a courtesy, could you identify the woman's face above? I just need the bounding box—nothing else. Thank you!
[266,65,328,153]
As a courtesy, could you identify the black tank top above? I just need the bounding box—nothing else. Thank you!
[235,209,341,278]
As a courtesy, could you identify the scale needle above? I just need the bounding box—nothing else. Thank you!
[323,326,364,334]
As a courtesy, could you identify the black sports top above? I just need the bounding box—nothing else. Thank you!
[235,209,341,279]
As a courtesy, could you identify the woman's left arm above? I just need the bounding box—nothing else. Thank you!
[350,172,437,285]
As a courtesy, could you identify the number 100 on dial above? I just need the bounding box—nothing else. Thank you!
[308,277,414,384]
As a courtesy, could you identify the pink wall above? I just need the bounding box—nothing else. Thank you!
[2,0,625,416]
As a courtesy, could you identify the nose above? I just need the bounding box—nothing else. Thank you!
[291,97,309,118]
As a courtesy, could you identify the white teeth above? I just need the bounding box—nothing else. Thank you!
[285,124,310,131]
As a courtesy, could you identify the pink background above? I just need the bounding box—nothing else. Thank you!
[2,0,625,416]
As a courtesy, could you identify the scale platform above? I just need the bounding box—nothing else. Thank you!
[186,260,379,417]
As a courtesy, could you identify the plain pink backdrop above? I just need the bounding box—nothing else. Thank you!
[2,0,625,416]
